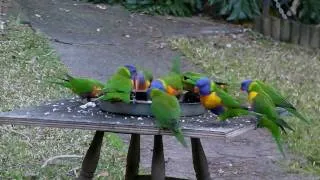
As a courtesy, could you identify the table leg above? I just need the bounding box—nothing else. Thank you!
[151,135,165,180]
[78,131,104,180]
[125,134,140,180]
[191,138,211,180]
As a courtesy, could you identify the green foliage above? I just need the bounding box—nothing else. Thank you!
[124,0,203,16]
[298,0,320,24]
[208,0,261,21]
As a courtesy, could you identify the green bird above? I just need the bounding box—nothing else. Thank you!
[160,56,184,96]
[48,74,104,101]
[241,79,309,123]
[247,89,295,157]
[194,77,244,116]
[182,71,229,93]
[150,89,187,148]
[100,66,133,103]
[257,115,285,157]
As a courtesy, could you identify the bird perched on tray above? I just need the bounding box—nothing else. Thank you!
[241,79,309,123]
[47,73,104,102]
[124,64,153,92]
[182,71,228,93]
[99,66,133,103]
[150,88,187,147]
[194,77,247,118]
[243,84,295,157]
[151,56,184,97]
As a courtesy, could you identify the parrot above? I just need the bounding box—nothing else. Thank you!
[159,56,184,96]
[124,64,153,91]
[48,74,104,101]
[194,77,244,116]
[182,71,229,92]
[100,66,133,103]
[247,89,294,157]
[150,88,187,148]
[241,79,309,123]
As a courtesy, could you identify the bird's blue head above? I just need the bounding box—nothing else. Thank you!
[240,79,252,93]
[147,79,166,97]
[195,77,211,96]
[124,65,137,78]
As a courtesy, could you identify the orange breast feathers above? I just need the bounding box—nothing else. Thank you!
[200,92,222,109]
[90,85,103,97]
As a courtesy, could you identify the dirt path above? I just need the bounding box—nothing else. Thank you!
[7,0,317,179]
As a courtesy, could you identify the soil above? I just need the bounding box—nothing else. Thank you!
[7,0,318,179]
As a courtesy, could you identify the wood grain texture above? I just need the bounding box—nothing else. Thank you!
[191,138,211,180]
[78,131,104,180]
[125,134,141,180]
[0,99,255,138]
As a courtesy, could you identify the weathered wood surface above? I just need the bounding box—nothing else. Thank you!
[125,134,140,180]
[0,98,255,138]
[191,138,211,180]
[78,131,104,180]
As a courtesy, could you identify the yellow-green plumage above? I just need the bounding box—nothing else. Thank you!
[150,89,187,147]
[252,80,309,123]
[48,74,104,100]
[101,67,132,103]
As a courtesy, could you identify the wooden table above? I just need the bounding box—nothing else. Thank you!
[0,98,255,180]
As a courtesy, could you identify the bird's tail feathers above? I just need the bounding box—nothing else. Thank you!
[173,128,188,148]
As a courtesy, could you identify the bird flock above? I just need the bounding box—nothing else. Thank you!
[49,57,309,156]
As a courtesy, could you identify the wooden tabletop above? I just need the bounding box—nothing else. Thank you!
[0,98,256,138]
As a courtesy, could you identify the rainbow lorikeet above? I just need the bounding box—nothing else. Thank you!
[159,56,184,96]
[246,89,295,157]
[124,65,153,91]
[194,77,244,116]
[150,88,187,148]
[241,79,309,123]
[182,71,228,93]
[48,74,104,101]
[100,66,133,103]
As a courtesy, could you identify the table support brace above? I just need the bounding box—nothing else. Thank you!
[78,131,104,180]
[191,138,211,180]
[125,134,141,180]
[151,135,165,180]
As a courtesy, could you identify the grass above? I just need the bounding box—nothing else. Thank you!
[0,21,126,179]
[169,31,320,175]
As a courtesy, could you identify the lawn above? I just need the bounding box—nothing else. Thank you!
[169,31,320,175]
[0,21,126,179]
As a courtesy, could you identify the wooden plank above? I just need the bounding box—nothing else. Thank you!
[271,16,281,40]
[125,134,140,180]
[253,16,262,33]
[262,0,271,17]
[152,135,165,180]
[280,19,291,42]
[0,99,255,138]
[191,138,211,180]
[310,25,320,48]
[78,131,104,180]
[290,21,300,44]
[262,17,271,37]
[299,24,311,47]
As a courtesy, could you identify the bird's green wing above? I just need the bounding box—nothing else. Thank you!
[258,116,285,157]
[218,108,260,121]
[255,80,295,110]
[151,92,180,127]
[102,67,132,103]
[215,88,241,108]
[252,92,278,119]
[162,73,183,90]
[171,56,181,74]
